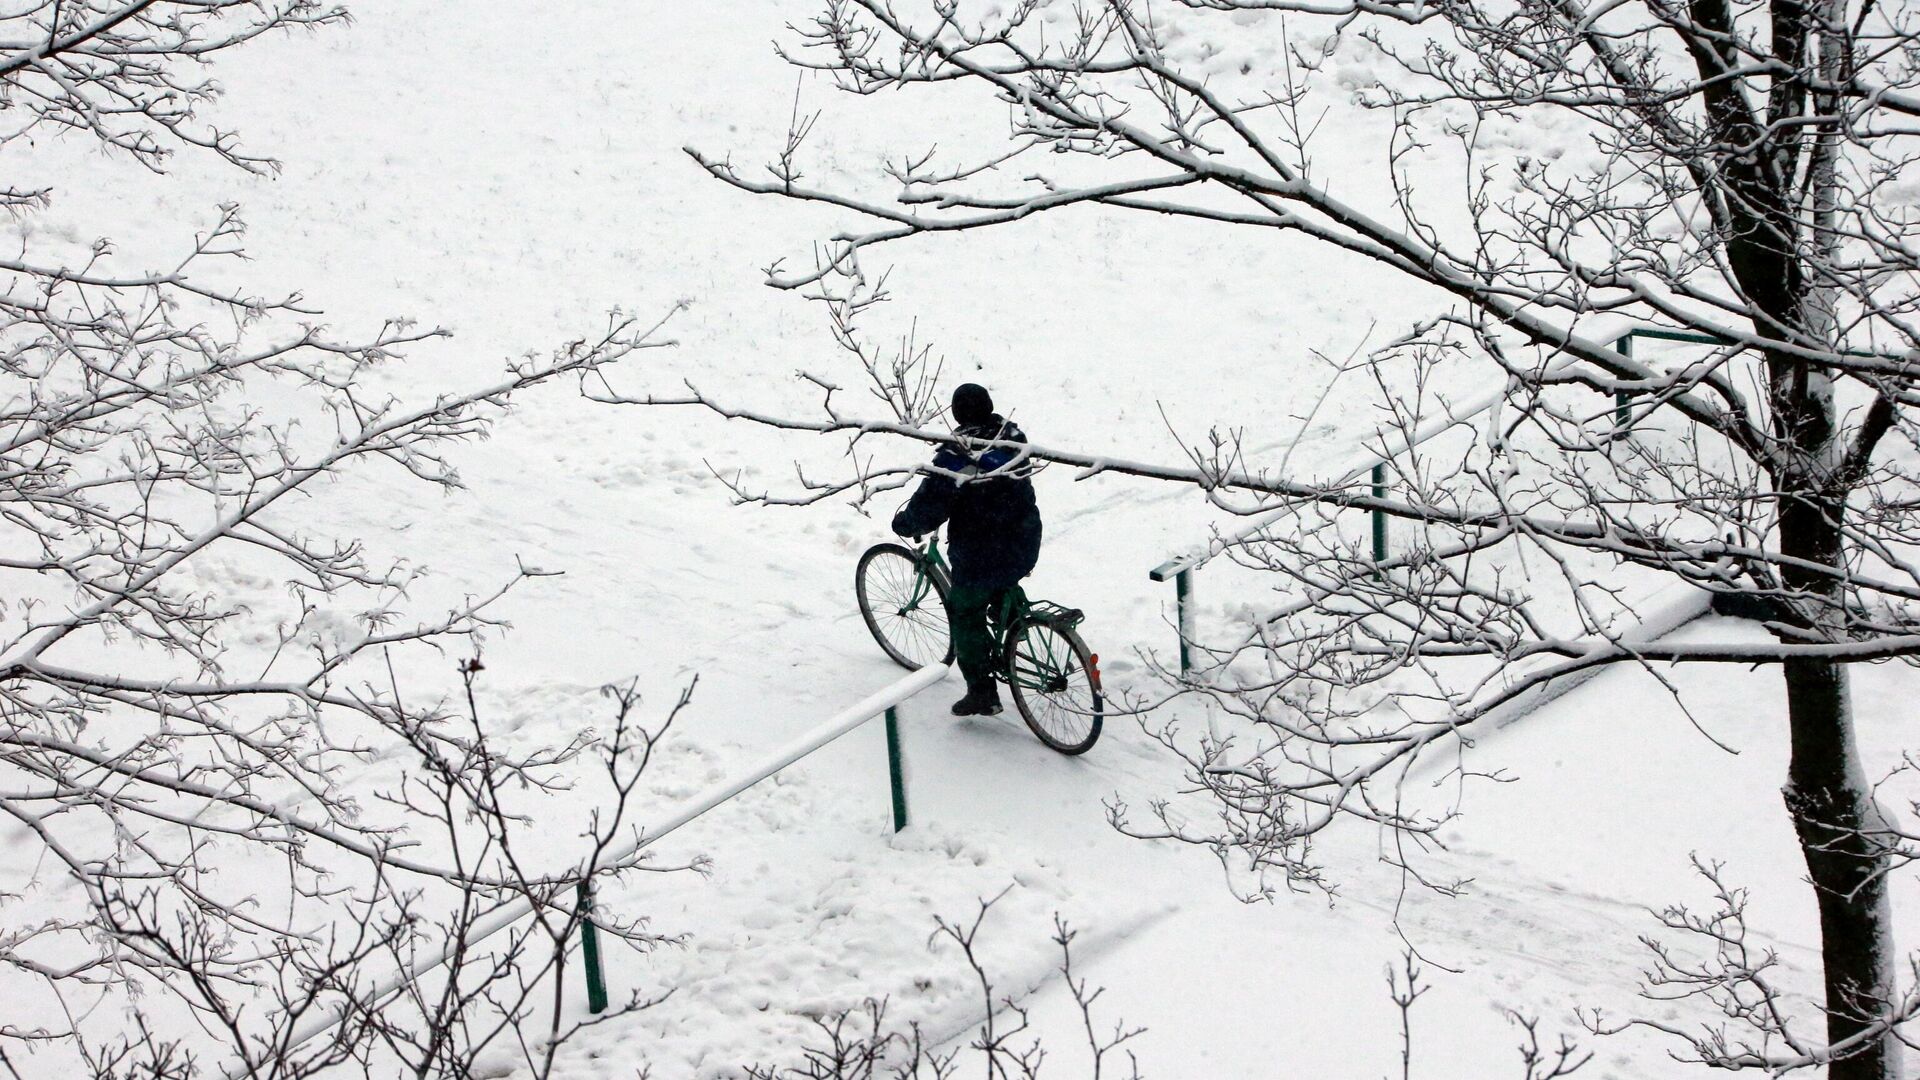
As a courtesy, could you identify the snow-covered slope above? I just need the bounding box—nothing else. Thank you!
[6,3,1916,1078]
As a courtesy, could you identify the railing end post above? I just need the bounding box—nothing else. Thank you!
[1370,461,1388,567]
[1615,332,1635,428]
[575,879,609,1015]
[884,706,908,833]
[1175,568,1194,677]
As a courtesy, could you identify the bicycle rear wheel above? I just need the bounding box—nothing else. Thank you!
[1005,618,1102,755]
[856,543,954,670]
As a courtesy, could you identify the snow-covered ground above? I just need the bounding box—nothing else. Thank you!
[8,3,1919,1078]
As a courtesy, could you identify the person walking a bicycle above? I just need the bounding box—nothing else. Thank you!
[891,383,1041,716]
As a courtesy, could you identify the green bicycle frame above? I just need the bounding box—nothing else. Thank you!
[903,537,949,616]
[1004,607,1074,693]
[907,537,1075,692]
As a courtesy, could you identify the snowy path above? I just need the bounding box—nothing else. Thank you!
[524,604,1905,1080]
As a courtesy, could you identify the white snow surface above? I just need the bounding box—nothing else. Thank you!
[6,3,1919,1078]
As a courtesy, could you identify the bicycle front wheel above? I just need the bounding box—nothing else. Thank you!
[1005,618,1103,755]
[855,543,954,671]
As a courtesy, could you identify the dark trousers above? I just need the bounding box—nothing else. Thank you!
[947,583,1010,684]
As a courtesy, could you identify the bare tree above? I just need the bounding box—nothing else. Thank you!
[744,899,1143,1080]
[608,0,1920,1073]
[291,670,699,1080]
[1582,856,1917,1072]
[0,4,683,1075]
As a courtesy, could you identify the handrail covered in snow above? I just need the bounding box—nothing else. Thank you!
[1145,317,1719,673]
[1150,315,1658,583]
[229,662,952,1079]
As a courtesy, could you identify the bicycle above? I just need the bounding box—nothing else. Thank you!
[855,537,1103,755]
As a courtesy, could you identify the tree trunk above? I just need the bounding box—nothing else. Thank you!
[1782,2,1905,1070]
[1780,505,1902,1078]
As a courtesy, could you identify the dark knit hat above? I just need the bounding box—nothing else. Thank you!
[952,383,994,427]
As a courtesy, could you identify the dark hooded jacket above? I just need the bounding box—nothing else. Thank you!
[891,415,1042,589]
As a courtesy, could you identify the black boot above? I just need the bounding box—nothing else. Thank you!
[951,677,1003,717]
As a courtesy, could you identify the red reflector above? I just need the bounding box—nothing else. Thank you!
[1089,653,1102,691]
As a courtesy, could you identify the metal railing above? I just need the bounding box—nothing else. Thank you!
[225,662,952,1079]
[1611,326,1720,424]
[1148,320,1719,673]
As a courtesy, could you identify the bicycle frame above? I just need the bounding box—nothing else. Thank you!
[909,538,1079,692]
[1004,616,1073,692]
[903,537,948,616]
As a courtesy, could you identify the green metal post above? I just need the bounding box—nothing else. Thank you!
[1371,461,1388,565]
[884,707,908,832]
[1614,332,1633,428]
[575,879,608,1015]
[1174,568,1194,677]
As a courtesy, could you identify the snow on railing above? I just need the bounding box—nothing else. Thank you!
[227,662,952,1079]
[1147,316,1711,673]
[1464,584,1712,734]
